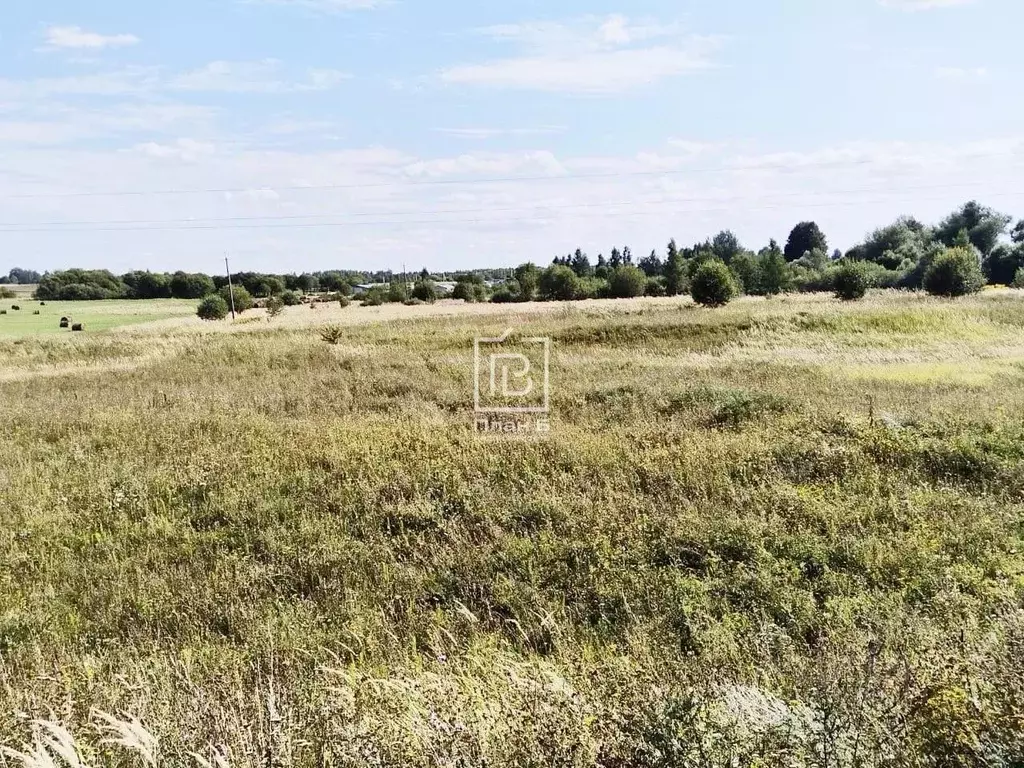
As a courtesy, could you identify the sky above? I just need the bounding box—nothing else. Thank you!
[1,0,1022,275]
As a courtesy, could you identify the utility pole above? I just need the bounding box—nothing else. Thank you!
[225,254,237,320]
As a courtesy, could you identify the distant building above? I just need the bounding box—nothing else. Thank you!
[352,283,389,296]
[434,282,457,296]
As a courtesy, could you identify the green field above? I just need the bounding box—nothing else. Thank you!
[0,298,198,337]
[2,291,1024,766]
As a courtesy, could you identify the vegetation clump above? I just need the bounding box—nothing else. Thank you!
[924,246,986,298]
[833,261,871,301]
[196,295,229,321]
[691,260,738,307]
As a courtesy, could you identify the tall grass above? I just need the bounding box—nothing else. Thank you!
[1,291,1024,765]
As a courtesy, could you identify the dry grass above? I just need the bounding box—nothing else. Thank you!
[2,289,1024,765]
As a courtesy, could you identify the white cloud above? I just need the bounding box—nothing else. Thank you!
[131,139,217,162]
[935,66,989,81]
[169,60,351,93]
[441,16,722,94]
[879,0,977,10]
[244,0,384,12]
[435,126,567,140]
[44,25,140,50]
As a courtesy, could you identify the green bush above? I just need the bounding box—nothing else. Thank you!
[361,288,386,307]
[411,281,438,303]
[452,281,475,302]
[320,325,344,344]
[539,265,581,301]
[387,282,409,304]
[690,261,738,307]
[1012,268,1024,289]
[608,265,648,299]
[339,295,351,308]
[646,276,667,297]
[266,296,285,318]
[924,247,986,298]
[218,285,254,313]
[280,290,302,306]
[491,286,518,304]
[832,261,870,301]
[196,295,229,321]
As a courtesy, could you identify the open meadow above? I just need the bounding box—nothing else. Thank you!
[0,298,197,339]
[2,290,1024,766]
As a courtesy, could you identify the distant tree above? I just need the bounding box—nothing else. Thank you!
[218,284,254,313]
[515,263,540,301]
[639,250,664,277]
[607,265,648,299]
[935,201,1011,256]
[728,253,759,295]
[280,290,302,306]
[924,247,986,297]
[419,268,430,280]
[296,274,319,294]
[266,295,285,318]
[664,239,687,296]
[122,271,172,299]
[539,265,581,301]
[411,281,438,303]
[1013,220,1024,244]
[453,281,478,302]
[784,222,829,262]
[5,268,41,284]
[570,249,593,278]
[1013,268,1024,289]
[609,247,623,269]
[170,271,215,299]
[847,216,930,270]
[197,295,229,321]
[712,230,743,263]
[387,282,409,303]
[832,249,843,261]
[691,261,738,307]
[757,242,790,296]
[983,244,1024,285]
[833,262,870,301]
[645,276,667,297]
[622,246,633,265]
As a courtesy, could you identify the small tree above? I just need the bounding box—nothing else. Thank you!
[607,265,648,299]
[691,261,738,307]
[784,221,829,262]
[924,247,986,297]
[197,295,229,321]
[280,290,302,306]
[452,281,475,302]
[411,281,438,303]
[539,265,581,301]
[832,262,870,301]
[1012,268,1024,289]
[266,296,285,318]
[218,285,254,314]
[758,246,790,296]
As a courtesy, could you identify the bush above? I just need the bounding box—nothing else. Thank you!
[320,325,344,344]
[452,281,477,302]
[197,295,230,321]
[266,296,285,318]
[411,281,438,303]
[691,261,739,307]
[339,296,351,308]
[218,285,255,313]
[646,276,667,297]
[607,265,648,299]
[387,283,409,304]
[280,290,302,306]
[491,287,517,304]
[924,247,986,298]
[539,265,581,301]
[832,262,870,301]
[404,298,425,306]
[1013,268,1024,289]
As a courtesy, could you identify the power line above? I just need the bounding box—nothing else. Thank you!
[3,189,1023,234]
[2,150,1021,201]
[0,177,1016,230]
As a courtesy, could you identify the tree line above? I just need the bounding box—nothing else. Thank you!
[8,200,1024,305]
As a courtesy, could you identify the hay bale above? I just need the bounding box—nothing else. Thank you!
[0,310,6,315]
[11,305,20,311]
[59,321,69,328]
[33,310,40,315]
[72,323,84,332]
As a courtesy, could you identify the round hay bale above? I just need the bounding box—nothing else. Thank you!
[72,323,84,332]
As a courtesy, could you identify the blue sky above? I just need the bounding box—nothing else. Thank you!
[1,0,1022,274]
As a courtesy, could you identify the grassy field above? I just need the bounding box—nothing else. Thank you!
[2,290,1024,766]
[0,298,197,338]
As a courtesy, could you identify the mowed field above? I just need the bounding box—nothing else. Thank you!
[0,297,197,338]
[2,290,1024,766]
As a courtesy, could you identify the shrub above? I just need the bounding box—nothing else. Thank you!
[404,298,425,306]
[266,296,285,318]
[832,261,870,301]
[197,295,230,321]
[218,285,254,313]
[491,287,517,304]
[691,261,738,307]
[1012,268,1024,289]
[452,281,477,302]
[646,276,667,297]
[280,290,302,306]
[411,281,438,303]
[539,265,581,301]
[608,265,649,299]
[387,282,409,303]
[320,325,344,344]
[924,247,986,298]
[339,296,351,308]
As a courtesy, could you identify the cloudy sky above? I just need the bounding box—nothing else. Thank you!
[1,0,1022,274]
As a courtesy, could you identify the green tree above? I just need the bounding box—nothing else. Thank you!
[691,260,738,307]
[1013,268,1024,289]
[514,263,540,301]
[924,247,986,297]
[1013,220,1024,244]
[728,253,759,295]
[197,295,229,321]
[847,216,930,269]
[170,271,215,299]
[539,265,581,301]
[664,239,687,296]
[712,230,743,263]
[935,201,1011,256]
[569,249,593,278]
[218,284,254,313]
[639,250,664,277]
[784,221,829,262]
[266,295,285,318]
[832,261,870,301]
[411,281,438,303]
[983,244,1024,285]
[607,265,648,299]
[758,243,790,296]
